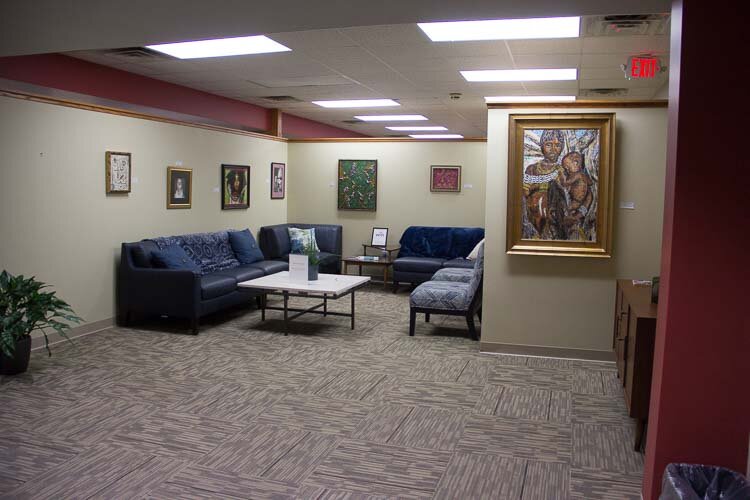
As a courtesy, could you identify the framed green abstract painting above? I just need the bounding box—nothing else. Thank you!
[338,159,377,211]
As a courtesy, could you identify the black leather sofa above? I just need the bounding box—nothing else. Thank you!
[118,230,287,334]
[259,223,343,274]
[393,226,484,290]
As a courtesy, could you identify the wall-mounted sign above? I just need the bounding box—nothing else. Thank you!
[621,55,663,80]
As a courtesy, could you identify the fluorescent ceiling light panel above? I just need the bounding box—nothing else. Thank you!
[418,16,580,42]
[386,126,448,131]
[146,35,291,59]
[312,99,400,108]
[409,134,464,139]
[461,68,577,82]
[484,95,576,103]
[354,115,428,121]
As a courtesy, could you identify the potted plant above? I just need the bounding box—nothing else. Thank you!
[303,240,321,281]
[0,270,82,375]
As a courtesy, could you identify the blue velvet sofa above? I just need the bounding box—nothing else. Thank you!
[118,229,287,334]
[259,223,343,274]
[392,226,484,291]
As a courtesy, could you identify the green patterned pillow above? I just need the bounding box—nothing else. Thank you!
[288,227,320,254]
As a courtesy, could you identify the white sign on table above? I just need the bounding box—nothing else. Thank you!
[288,254,309,283]
[371,227,388,246]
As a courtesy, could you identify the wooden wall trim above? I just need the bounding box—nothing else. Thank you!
[0,89,289,143]
[288,137,487,143]
[486,100,668,109]
[480,340,616,361]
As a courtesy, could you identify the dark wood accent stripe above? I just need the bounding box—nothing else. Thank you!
[487,100,668,109]
[0,89,288,142]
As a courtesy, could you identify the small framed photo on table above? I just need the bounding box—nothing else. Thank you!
[371,227,388,247]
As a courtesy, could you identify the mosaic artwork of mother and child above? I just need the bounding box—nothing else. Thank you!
[522,128,600,241]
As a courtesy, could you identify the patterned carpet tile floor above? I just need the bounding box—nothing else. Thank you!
[0,285,643,499]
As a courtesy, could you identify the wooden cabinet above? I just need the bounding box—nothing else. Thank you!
[613,279,658,451]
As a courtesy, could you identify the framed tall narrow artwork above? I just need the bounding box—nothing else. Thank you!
[430,165,461,192]
[338,159,377,211]
[506,113,615,258]
[105,151,131,193]
[271,162,285,199]
[221,164,250,210]
[167,167,192,209]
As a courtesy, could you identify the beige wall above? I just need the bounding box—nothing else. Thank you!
[482,107,667,356]
[287,141,487,263]
[0,96,287,326]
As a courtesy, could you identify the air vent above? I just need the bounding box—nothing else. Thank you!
[261,96,302,103]
[101,47,172,60]
[584,14,670,36]
[580,88,629,97]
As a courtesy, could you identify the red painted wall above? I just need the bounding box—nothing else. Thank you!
[0,53,365,138]
[283,112,365,139]
[642,1,750,498]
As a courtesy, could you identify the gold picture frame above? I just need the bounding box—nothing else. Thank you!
[105,151,131,193]
[167,167,192,209]
[506,113,615,258]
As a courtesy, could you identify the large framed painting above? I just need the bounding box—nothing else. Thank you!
[271,162,285,199]
[506,113,615,258]
[221,164,250,209]
[167,167,192,209]
[105,151,131,193]
[338,159,377,211]
[430,165,461,192]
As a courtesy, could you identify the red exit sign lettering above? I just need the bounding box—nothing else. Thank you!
[623,55,662,80]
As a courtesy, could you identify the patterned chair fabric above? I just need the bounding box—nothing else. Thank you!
[411,243,484,310]
[431,267,472,283]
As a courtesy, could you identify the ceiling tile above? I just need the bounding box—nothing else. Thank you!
[506,38,583,55]
[581,35,669,54]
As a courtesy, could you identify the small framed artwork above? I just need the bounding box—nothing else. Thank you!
[430,165,461,192]
[167,167,192,209]
[371,227,388,247]
[338,159,377,211]
[271,162,286,199]
[506,113,615,258]
[221,164,250,210]
[105,151,131,193]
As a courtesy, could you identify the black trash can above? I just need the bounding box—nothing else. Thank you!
[661,463,750,500]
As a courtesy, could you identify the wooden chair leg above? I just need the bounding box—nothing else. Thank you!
[392,281,400,294]
[466,314,478,341]
[425,313,430,323]
[409,308,416,336]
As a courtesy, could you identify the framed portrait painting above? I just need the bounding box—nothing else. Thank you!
[167,167,192,209]
[430,165,461,192]
[338,159,377,211]
[506,113,615,258]
[271,162,285,199]
[105,151,131,193]
[221,164,250,210]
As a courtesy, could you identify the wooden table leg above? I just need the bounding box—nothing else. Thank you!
[283,291,289,336]
[350,291,355,330]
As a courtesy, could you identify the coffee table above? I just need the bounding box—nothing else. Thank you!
[237,271,370,335]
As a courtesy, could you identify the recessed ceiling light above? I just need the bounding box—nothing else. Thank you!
[354,115,428,121]
[146,35,291,59]
[484,95,576,103]
[409,134,464,139]
[418,17,580,42]
[461,69,577,82]
[312,99,400,108]
[386,126,448,131]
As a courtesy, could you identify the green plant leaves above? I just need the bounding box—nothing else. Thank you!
[0,270,83,359]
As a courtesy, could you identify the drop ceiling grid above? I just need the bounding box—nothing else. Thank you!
[64,17,670,136]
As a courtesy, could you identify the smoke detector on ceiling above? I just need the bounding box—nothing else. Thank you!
[583,14,670,36]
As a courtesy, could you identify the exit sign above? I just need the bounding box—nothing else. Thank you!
[622,55,662,80]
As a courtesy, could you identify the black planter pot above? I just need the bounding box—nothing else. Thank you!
[0,336,32,376]
[308,264,319,281]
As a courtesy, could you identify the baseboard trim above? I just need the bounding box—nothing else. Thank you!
[31,318,114,352]
[480,340,615,362]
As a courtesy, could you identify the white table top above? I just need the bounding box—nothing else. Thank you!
[238,271,370,295]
